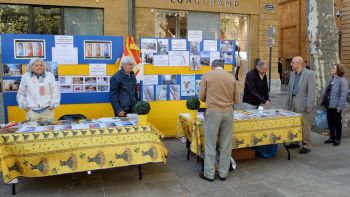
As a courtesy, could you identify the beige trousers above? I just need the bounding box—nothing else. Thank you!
[26,109,54,122]
[204,111,233,179]
[291,98,312,149]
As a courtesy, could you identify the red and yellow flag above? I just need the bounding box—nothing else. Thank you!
[116,36,142,77]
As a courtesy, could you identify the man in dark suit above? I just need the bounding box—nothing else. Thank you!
[243,61,271,109]
[285,56,316,154]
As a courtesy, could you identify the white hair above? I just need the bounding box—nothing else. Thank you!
[26,58,47,73]
[120,56,135,66]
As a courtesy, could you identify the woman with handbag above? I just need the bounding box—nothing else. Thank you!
[321,64,349,146]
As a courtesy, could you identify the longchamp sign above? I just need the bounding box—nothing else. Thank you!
[170,0,240,8]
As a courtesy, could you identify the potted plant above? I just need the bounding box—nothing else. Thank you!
[186,98,200,119]
[134,101,151,125]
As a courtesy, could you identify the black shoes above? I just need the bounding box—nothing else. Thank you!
[286,143,300,149]
[333,140,340,146]
[324,139,335,144]
[199,172,214,182]
[299,148,311,154]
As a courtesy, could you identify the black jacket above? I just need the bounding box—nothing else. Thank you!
[243,69,269,106]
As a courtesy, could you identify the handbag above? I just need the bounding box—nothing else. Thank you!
[315,110,329,129]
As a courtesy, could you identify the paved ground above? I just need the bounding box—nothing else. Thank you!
[1,86,350,196]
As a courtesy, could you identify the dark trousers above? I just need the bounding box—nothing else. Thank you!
[326,108,342,141]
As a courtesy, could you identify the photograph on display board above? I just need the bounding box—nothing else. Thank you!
[157,39,169,55]
[72,77,84,85]
[156,85,167,101]
[210,51,221,66]
[161,75,177,85]
[85,77,97,85]
[142,53,153,64]
[169,85,180,100]
[46,61,58,80]
[59,76,72,85]
[141,38,157,53]
[190,55,200,71]
[73,85,85,93]
[195,79,201,96]
[14,39,45,59]
[60,85,73,93]
[168,51,189,66]
[200,51,210,66]
[3,64,22,76]
[97,85,109,92]
[143,85,155,101]
[97,76,109,84]
[181,75,195,96]
[84,40,112,60]
[220,40,234,52]
[221,52,233,64]
[189,41,200,55]
[3,79,21,92]
[85,85,97,92]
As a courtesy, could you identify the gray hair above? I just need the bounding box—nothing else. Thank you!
[120,56,135,66]
[211,59,224,68]
[256,61,267,68]
[26,58,47,73]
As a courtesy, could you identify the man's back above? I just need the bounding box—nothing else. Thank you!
[199,69,239,112]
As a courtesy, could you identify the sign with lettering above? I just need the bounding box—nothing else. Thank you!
[170,0,240,8]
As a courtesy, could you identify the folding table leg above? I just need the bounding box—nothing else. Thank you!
[186,140,191,160]
[283,143,291,160]
[138,165,142,180]
[12,184,16,195]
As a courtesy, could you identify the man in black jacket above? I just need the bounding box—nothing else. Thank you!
[243,61,271,109]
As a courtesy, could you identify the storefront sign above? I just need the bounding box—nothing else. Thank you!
[170,0,240,8]
[265,4,275,11]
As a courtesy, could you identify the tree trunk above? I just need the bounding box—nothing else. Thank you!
[307,0,340,99]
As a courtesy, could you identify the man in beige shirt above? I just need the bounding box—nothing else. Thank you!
[199,59,240,182]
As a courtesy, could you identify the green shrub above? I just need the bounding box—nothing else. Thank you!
[134,101,151,115]
[186,98,200,110]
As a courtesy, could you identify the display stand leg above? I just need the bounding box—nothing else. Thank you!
[138,165,142,180]
[12,184,16,195]
[283,143,291,160]
[186,140,191,160]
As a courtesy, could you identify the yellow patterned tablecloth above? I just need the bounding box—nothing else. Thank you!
[0,125,168,183]
[177,113,303,156]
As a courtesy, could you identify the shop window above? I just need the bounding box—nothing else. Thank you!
[155,10,187,38]
[0,4,29,34]
[64,8,103,35]
[33,6,62,34]
[188,12,220,40]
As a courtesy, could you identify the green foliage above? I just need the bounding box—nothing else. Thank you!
[134,101,151,115]
[186,98,200,110]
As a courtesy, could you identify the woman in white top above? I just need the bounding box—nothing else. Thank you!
[17,58,60,122]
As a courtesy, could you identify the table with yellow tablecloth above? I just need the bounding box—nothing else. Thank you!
[0,124,168,185]
[176,110,303,158]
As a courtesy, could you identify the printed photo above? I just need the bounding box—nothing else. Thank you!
[156,85,168,101]
[3,79,21,92]
[200,51,210,66]
[168,51,190,66]
[97,76,109,84]
[85,85,97,92]
[157,39,169,55]
[46,61,58,81]
[85,77,97,85]
[143,85,155,101]
[60,85,73,93]
[142,53,153,64]
[73,85,85,93]
[220,40,234,52]
[189,41,201,55]
[72,77,84,85]
[14,39,45,59]
[181,75,195,97]
[141,38,157,53]
[195,79,202,95]
[161,75,177,85]
[59,76,72,85]
[84,41,112,60]
[190,55,200,71]
[3,64,22,76]
[221,52,233,64]
[97,85,109,92]
[169,85,180,100]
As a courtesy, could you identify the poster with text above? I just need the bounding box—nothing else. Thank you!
[169,51,190,66]
[171,39,187,51]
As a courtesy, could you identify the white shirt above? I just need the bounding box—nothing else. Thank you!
[17,72,60,110]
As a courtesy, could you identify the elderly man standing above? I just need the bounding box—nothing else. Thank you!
[243,60,271,109]
[110,56,139,117]
[199,60,240,182]
[285,56,316,154]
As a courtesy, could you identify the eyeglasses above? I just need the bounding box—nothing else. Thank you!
[35,64,43,67]
[291,62,301,65]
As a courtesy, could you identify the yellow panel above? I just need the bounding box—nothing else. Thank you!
[58,64,119,76]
